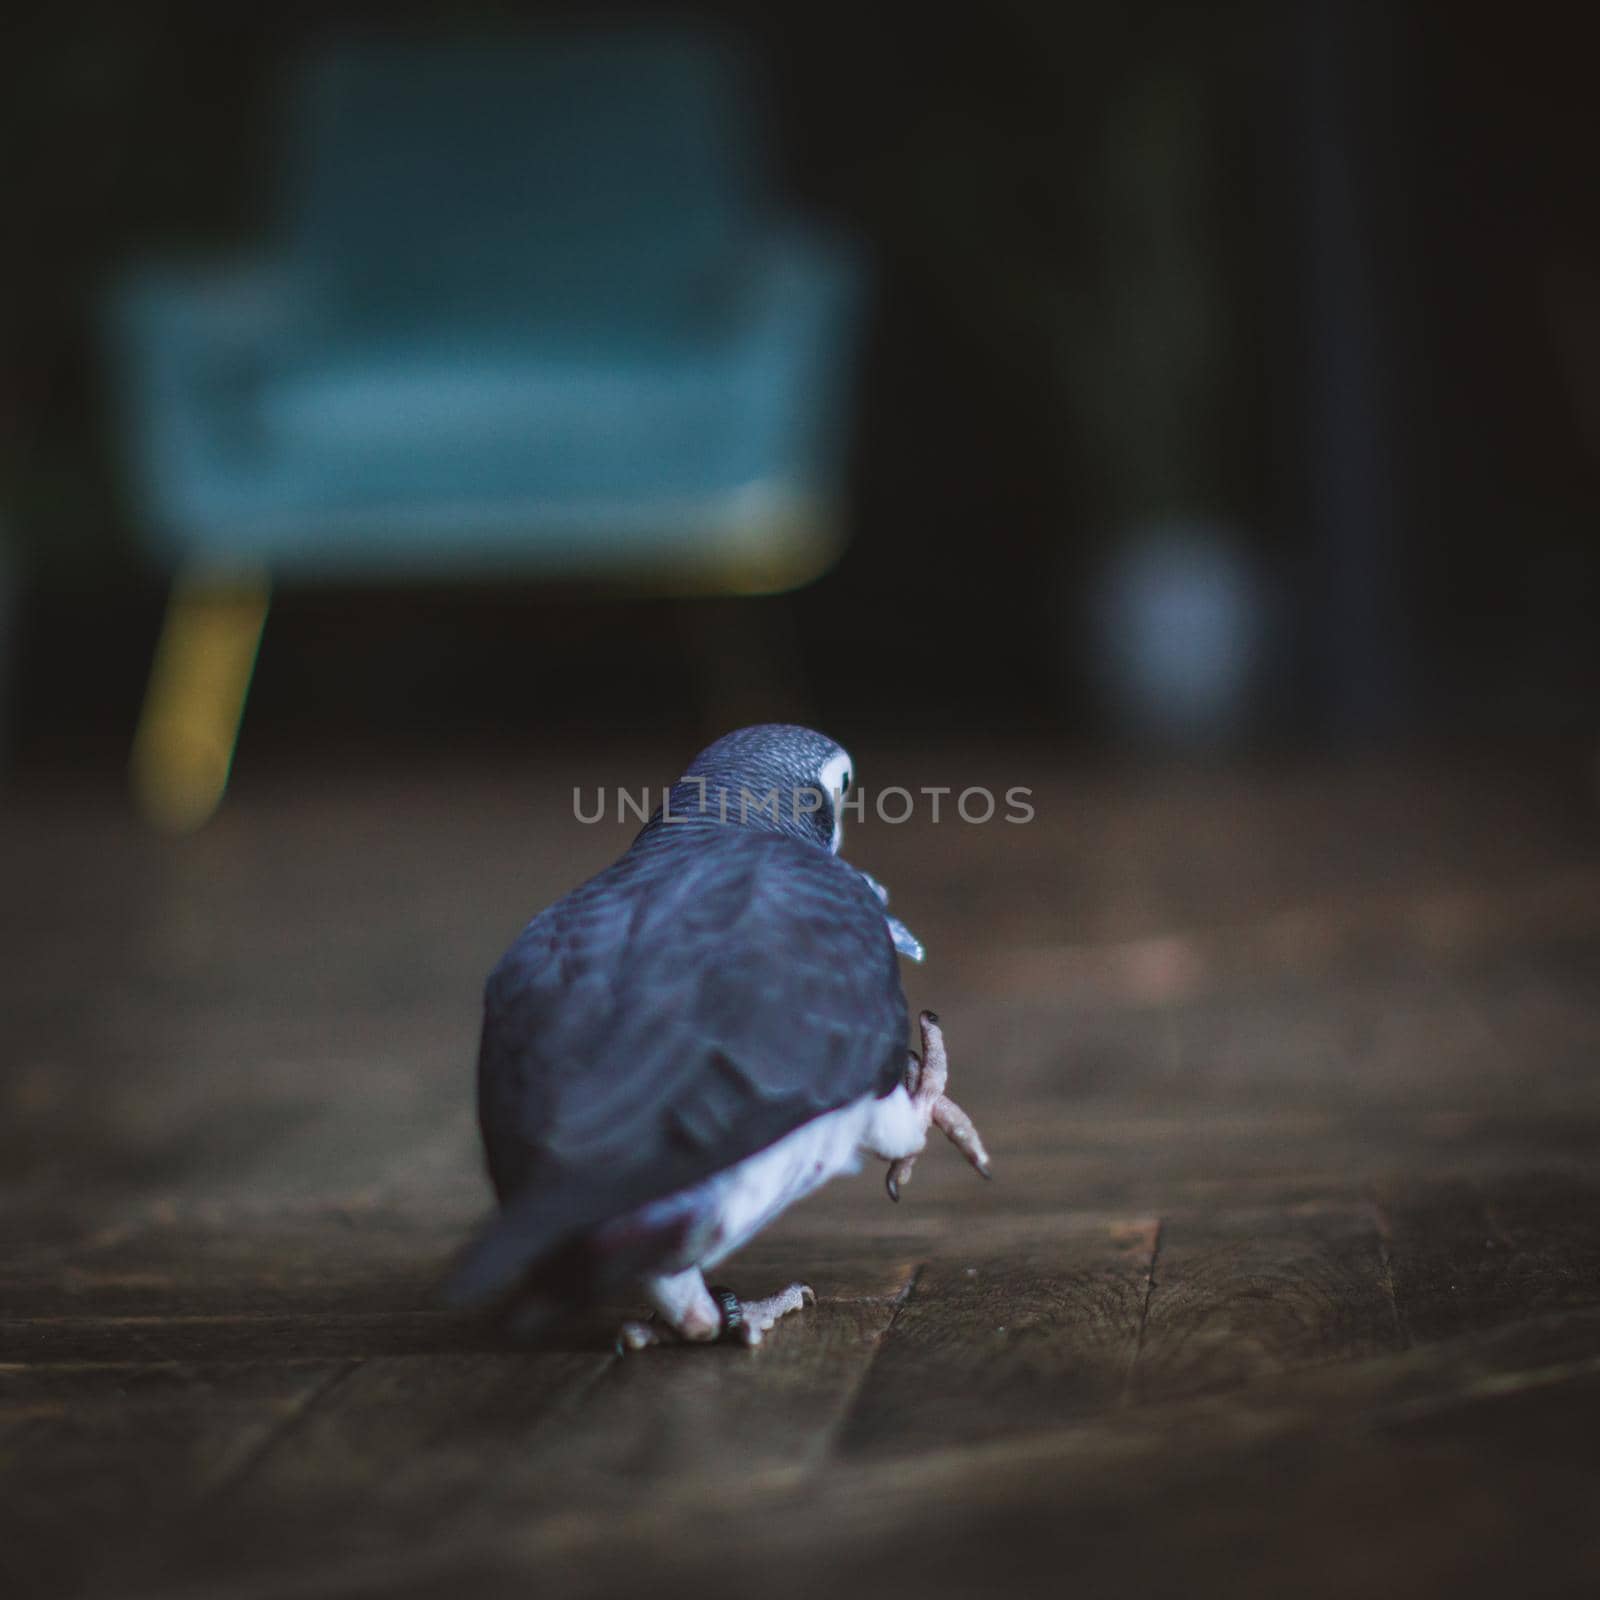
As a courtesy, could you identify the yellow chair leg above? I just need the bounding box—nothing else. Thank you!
[130,566,271,832]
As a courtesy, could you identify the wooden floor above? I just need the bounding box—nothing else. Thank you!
[4,745,1600,1598]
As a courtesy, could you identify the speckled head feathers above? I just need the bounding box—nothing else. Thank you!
[656,724,854,851]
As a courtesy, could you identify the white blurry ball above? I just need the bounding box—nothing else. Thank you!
[1088,519,1271,748]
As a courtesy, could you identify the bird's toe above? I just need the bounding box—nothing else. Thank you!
[617,1318,662,1352]
[726,1281,816,1344]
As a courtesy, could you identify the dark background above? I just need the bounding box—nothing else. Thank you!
[3,0,1597,777]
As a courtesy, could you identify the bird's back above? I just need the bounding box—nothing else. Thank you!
[458,819,905,1304]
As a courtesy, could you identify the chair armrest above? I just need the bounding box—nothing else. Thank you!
[730,221,868,342]
[719,221,872,478]
[103,259,323,557]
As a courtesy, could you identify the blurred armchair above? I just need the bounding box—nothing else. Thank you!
[105,30,868,827]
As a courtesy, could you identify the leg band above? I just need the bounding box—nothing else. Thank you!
[709,1285,744,1342]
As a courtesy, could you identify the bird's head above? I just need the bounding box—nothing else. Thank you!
[660,724,854,852]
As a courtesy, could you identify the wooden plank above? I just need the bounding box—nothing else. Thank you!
[1379,1172,1600,1344]
[0,1360,347,1600]
[1131,1204,1405,1403]
[835,1219,1156,1458]
[482,1293,910,1509]
[137,1270,913,1597]
[0,1217,456,1321]
[137,1348,612,1592]
[292,1307,1600,1600]
[0,1311,502,1365]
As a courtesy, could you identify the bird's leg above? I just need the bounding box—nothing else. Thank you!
[886,1011,992,1201]
[617,1266,720,1350]
[617,1267,815,1352]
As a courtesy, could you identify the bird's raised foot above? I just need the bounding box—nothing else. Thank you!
[886,1010,992,1201]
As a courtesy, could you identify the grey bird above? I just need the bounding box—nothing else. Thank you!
[448,724,990,1347]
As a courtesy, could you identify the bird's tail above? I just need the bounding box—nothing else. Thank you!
[443,1184,590,1307]
[444,1181,692,1310]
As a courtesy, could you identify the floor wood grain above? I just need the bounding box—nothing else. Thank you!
[3,746,1599,1598]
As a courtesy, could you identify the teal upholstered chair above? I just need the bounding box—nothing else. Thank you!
[106,30,868,826]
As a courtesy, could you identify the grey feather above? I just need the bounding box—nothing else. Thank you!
[450,787,908,1307]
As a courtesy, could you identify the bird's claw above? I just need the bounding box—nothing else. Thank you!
[725,1281,815,1347]
[931,1093,992,1178]
[616,1282,815,1353]
[886,1011,991,1201]
[616,1316,663,1352]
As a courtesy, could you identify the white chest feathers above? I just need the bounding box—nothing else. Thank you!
[632,1085,926,1273]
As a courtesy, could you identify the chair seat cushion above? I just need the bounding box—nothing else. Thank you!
[255,332,766,504]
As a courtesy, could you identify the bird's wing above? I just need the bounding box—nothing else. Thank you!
[453,829,906,1304]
